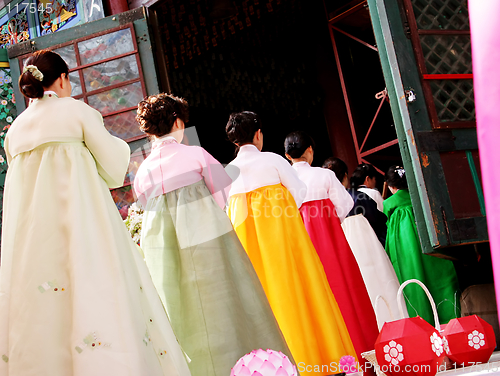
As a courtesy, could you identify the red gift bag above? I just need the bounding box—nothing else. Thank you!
[442,315,496,366]
[374,279,445,376]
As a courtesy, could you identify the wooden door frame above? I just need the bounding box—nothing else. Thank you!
[367,0,488,256]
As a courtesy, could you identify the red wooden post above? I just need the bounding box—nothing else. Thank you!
[104,0,129,16]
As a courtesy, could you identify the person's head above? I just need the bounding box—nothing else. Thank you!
[385,165,408,194]
[136,93,189,143]
[19,49,70,99]
[226,111,263,151]
[351,163,378,189]
[284,131,315,165]
[323,157,348,188]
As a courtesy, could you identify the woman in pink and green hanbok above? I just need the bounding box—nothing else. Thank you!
[133,94,291,376]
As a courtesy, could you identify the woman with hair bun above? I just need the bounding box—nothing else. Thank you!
[225,113,357,376]
[284,131,379,366]
[384,165,460,325]
[323,157,349,188]
[351,163,384,212]
[133,96,291,376]
[349,163,387,245]
[0,50,190,375]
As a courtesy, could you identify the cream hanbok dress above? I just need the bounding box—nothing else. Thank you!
[0,92,191,376]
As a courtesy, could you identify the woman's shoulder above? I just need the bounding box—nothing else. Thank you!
[60,97,99,113]
[388,189,411,204]
[384,193,398,206]
[311,165,335,178]
[360,187,382,195]
[384,190,412,212]
[261,151,290,165]
[172,143,221,166]
[179,143,212,157]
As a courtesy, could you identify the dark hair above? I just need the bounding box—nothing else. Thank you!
[136,93,189,137]
[226,111,263,146]
[323,157,348,182]
[385,165,408,189]
[19,49,69,99]
[350,163,377,189]
[284,131,315,159]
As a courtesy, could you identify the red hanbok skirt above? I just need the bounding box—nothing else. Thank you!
[300,199,379,370]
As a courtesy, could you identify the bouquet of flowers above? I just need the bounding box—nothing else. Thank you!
[124,202,144,244]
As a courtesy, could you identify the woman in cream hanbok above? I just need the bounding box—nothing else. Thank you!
[0,50,190,376]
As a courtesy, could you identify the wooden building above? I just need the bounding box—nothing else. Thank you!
[3,0,496,329]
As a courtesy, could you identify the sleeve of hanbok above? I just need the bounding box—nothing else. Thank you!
[275,156,307,208]
[133,174,147,208]
[328,172,354,223]
[200,147,232,209]
[80,103,131,188]
[372,190,384,212]
[4,135,11,165]
[383,196,400,223]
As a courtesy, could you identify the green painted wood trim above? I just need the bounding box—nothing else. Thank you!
[367,0,435,253]
[133,13,159,96]
[0,49,8,63]
[8,56,24,113]
[416,129,479,152]
[366,0,485,251]
[466,150,486,216]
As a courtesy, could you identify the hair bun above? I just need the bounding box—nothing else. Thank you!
[284,131,315,159]
[21,83,44,99]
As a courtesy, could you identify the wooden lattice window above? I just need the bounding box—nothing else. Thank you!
[12,11,157,212]
[404,0,474,129]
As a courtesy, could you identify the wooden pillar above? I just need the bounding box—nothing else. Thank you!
[103,0,129,16]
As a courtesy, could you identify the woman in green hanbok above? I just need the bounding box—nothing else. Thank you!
[384,166,460,326]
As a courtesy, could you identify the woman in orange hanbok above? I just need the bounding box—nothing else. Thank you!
[224,111,358,376]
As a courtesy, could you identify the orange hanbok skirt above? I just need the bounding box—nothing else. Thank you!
[227,183,357,376]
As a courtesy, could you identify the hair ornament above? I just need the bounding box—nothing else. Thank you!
[172,112,177,117]
[395,167,405,178]
[23,65,44,82]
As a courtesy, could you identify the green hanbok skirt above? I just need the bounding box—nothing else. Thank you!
[384,189,460,325]
[140,179,291,376]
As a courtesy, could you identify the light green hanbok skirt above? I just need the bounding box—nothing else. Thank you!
[140,179,292,376]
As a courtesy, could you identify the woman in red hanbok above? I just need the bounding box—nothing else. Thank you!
[284,131,379,366]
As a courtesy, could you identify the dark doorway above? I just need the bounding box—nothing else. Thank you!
[153,0,342,166]
[152,0,401,179]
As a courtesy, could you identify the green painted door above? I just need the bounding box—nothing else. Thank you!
[7,7,160,213]
[366,0,486,255]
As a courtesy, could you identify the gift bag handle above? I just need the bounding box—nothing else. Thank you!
[374,295,395,321]
[397,279,441,332]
